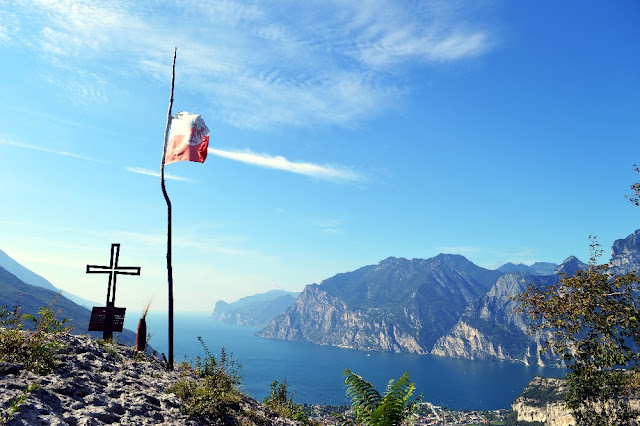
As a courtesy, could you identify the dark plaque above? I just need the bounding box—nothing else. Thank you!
[86,243,140,339]
[88,306,126,332]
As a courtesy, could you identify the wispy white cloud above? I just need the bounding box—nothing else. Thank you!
[0,138,101,162]
[209,148,364,182]
[43,73,108,106]
[311,219,344,234]
[124,166,192,182]
[4,0,495,129]
[0,24,9,46]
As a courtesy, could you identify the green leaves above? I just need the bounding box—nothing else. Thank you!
[515,237,640,425]
[166,339,243,422]
[0,294,71,375]
[341,369,420,425]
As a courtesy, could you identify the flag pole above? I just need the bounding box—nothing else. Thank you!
[160,47,177,371]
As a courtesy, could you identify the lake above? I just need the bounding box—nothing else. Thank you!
[123,313,566,410]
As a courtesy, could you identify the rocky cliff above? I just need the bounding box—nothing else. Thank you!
[511,376,575,426]
[258,285,425,353]
[258,255,503,353]
[610,229,640,275]
[431,273,559,366]
[431,253,593,366]
[259,229,640,363]
[511,376,640,425]
[0,333,301,425]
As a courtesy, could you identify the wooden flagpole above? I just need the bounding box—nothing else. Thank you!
[160,47,177,371]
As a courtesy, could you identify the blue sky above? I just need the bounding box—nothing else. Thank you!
[0,1,638,313]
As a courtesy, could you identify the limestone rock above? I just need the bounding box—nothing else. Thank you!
[0,333,302,425]
[258,255,502,354]
[610,229,640,275]
[511,377,575,426]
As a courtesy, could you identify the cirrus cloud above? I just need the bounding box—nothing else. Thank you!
[209,148,365,183]
[3,0,495,129]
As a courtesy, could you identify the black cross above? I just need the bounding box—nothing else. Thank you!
[86,243,141,307]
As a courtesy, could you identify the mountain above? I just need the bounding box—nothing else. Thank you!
[609,228,640,275]
[554,255,588,276]
[211,290,299,327]
[0,248,58,291]
[431,272,560,366]
[0,264,136,345]
[497,261,558,276]
[432,254,591,366]
[0,248,98,308]
[258,254,504,353]
[259,229,640,364]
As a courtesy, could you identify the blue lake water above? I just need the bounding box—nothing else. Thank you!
[123,313,566,410]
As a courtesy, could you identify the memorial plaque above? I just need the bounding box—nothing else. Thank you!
[88,306,126,332]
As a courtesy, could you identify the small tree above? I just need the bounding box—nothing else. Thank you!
[626,164,640,206]
[514,237,640,425]
[340,369,420,426]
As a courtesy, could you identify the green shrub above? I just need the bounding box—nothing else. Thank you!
[340,369,421,426]
[0,295,71,375]
[263,379,310,424]
[167,337,243,423]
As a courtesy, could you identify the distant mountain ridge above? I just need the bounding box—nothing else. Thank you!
[212,290,299,327]
[0,256,136,345]
[0,248,98,308]
[258,254,503,353]
[497,261,558,276]
[0,249,58,291]
[257,229,640,365]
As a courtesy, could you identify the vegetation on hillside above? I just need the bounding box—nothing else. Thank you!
[0,294,72,375]
[0,295,71,424]
[166,337,244,423]
[263,379,310,424]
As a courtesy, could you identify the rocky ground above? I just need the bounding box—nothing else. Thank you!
[0,333,300,425]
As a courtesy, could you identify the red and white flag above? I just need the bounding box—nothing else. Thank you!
[165,112,209,165]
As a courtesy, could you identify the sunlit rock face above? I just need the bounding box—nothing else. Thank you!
[260,229,640,365]
[511,377,576,426]
[610,229,640,275]
[431,273,558,366]
[258,255,502,354]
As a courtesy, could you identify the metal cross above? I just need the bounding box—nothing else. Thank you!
[86,243,141,307]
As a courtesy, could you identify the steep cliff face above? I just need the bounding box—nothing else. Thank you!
[259,229,640,360]
[258,285,425,353]
[610,229,640,275]
[511,377,575,426]
[431,273,558,365]
[258,255,503,353]
[512,376,640,426]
